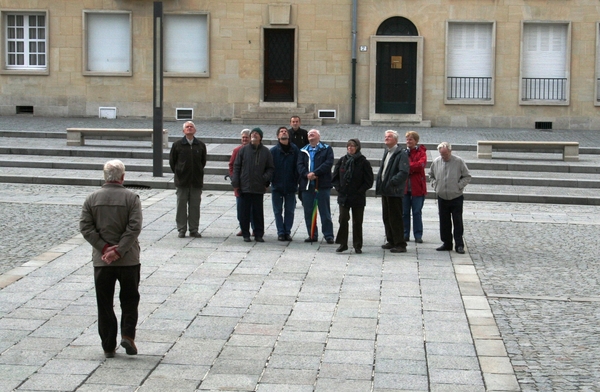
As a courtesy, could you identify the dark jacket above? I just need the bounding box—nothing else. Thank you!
[270,142,299,194]
[375,144,410,197]
[297,142,334,191]
[332,152,374,208]
[232,143,274,194]
[169,136,207,188]
[288,127,309,150]
[80,183,142,268]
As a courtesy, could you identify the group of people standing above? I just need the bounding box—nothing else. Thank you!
[78,119,471,358]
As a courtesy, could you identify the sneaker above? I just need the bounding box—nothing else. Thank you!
[120,336,137,355]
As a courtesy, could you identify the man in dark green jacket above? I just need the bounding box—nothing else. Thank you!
[375,130,410,253]
[169,121,207,238]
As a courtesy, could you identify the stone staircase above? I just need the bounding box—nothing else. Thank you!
[1,130,600,205]
[231,105,323,126]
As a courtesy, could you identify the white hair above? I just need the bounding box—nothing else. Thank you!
[103,159,125,182]
[241,128,251,136]
[385,130,399,141]
[437,141,452,151]
[183,121,196,130]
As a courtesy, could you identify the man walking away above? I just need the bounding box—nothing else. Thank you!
[80,159,143,358]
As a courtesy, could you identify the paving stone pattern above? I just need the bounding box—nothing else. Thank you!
[465,203,600,391]
[0,184,163,275]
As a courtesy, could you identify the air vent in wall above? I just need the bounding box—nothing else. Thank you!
[176,108,193,120]
[535,121,552,130]
[318,110,336,119]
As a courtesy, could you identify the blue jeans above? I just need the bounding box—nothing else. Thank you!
[271,190,296,236]
[403,193,425,240]
[301,188,334,240]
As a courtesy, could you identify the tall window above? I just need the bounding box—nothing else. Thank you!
[164,13,209,76]
[446,22,494,104]
[83,12,132,75]
[520,22,570,104]
[3,12,46,71]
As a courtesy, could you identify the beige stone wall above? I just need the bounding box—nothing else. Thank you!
[1,0,599,129]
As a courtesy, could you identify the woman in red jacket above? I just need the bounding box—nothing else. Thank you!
[403,131,427,243]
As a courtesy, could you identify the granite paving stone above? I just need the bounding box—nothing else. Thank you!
[3,119,600,389]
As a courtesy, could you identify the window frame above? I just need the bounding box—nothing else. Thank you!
[444,20,496,105]
[519,20,571,106]
[82,10,132,77]
[595,22,600,106]
[163,12,210,78]
[0,9,49,75]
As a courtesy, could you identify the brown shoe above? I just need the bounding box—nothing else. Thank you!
[120,336,137,355]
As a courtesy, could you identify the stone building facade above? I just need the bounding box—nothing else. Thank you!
[1,0,600,130]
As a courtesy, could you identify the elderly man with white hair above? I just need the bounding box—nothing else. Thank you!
[297,129,335,243]
[428,141,472,254]
[375,130,410,253]
[169,121,207,238]
[80,159,143,358]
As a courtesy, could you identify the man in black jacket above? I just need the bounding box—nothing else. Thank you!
[232,127,274,242]
[169,121,207,238]
[375,130,410,253]
[288,115,309,150]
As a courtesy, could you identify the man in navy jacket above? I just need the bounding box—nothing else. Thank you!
[270,127,299,241]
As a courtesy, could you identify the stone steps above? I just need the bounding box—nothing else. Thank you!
[1,133,600,204]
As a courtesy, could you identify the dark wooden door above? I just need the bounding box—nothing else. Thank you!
[264,29,294,102]
[376,42,417,113]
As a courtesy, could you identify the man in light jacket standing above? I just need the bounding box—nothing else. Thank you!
[428,142,472,254]
[375,130,410,253]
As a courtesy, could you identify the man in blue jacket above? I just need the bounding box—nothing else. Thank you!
[270,127,299,241]
[375,130,410,253]
[297,129,335,243]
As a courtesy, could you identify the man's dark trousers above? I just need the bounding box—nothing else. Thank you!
[437,195,464,249]
[94,265,140,353]
[239,193,264,238]
[382,196,407,248]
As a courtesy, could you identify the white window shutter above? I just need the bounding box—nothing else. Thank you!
[522,23,567,78]
[164,14,208,74]
[87,13,131,73]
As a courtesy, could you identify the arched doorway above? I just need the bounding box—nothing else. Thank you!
[376,17,418,114]
[363,17,428,126]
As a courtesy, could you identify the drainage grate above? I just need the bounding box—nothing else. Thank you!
[124,184,152,190]
[16,106,33,114]
[535,121,552,130]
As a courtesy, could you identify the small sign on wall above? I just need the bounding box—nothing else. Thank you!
[391,56,403,69]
